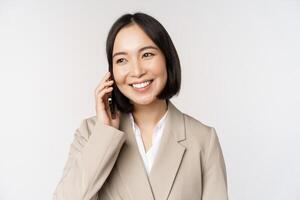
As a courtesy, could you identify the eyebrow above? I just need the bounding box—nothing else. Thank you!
[112,45,159,58]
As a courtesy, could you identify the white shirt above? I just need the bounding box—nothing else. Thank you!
[129,109,168,174]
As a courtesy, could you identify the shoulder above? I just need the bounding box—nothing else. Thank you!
[183,113,213,136]
[181,113,219,151]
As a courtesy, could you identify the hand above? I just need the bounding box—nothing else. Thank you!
[94,71,120,129]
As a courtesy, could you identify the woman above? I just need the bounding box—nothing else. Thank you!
[53,12,228,200]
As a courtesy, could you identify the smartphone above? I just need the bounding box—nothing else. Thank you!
[107,77,116,119]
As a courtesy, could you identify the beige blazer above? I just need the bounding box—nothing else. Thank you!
[53,101,228,200]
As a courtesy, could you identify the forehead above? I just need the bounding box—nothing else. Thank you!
[113,23,157,53]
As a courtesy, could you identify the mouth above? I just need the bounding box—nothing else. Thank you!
[129,79,154,91]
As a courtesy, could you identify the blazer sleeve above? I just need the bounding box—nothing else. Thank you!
[52,118,126,200]
[202,127,228,200]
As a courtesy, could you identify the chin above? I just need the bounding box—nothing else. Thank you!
[129,96,156,106]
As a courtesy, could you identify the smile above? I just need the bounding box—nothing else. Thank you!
[130,80,153,92]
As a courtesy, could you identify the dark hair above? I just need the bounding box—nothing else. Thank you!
[106,12,181,113]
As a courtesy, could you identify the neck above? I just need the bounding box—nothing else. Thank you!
[132,99,168,129]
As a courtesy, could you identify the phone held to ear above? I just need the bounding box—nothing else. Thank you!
[107,77,116,119]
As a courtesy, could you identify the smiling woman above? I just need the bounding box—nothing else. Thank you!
[53,12,228,200]
[106,13,181,114]
[112,23,168,108]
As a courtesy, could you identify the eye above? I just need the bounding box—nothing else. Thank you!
[142,52,154,58]
[116,58,126,64]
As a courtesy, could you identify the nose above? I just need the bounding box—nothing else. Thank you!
[130,59,146,78]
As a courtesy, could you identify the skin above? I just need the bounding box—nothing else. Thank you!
[112,23,168,152]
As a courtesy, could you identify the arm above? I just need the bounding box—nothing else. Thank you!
[53,118,126,200]
[202,127,228,200]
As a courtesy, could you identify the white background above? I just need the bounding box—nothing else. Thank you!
[0,0,299,199]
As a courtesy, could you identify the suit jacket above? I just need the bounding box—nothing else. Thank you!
[53,101,228,200]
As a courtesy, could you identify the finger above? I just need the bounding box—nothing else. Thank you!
[94,80,114,95]
[96,96,111,112]
[95,86,113,107]
[101,71,111,83]
[95,71,111,91]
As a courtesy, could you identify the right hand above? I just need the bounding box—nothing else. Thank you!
[94,71,121,129]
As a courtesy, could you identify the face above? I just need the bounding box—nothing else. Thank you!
[112,23,167,106]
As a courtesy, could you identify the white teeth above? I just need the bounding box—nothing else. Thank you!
[132,80,151,89]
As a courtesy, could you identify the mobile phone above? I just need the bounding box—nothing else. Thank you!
[107,78,116,119]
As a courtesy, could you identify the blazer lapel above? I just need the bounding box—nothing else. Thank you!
[116,101,186,200]
[116,112,155,200]
[148,100,186,200]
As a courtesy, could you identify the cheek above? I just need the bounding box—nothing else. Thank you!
[113,66,129,84]
[148,57,167,76]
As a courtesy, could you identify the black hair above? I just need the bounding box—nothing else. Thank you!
[106,12,181,113]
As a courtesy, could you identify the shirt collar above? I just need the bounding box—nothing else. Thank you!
[129,108,169,134]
